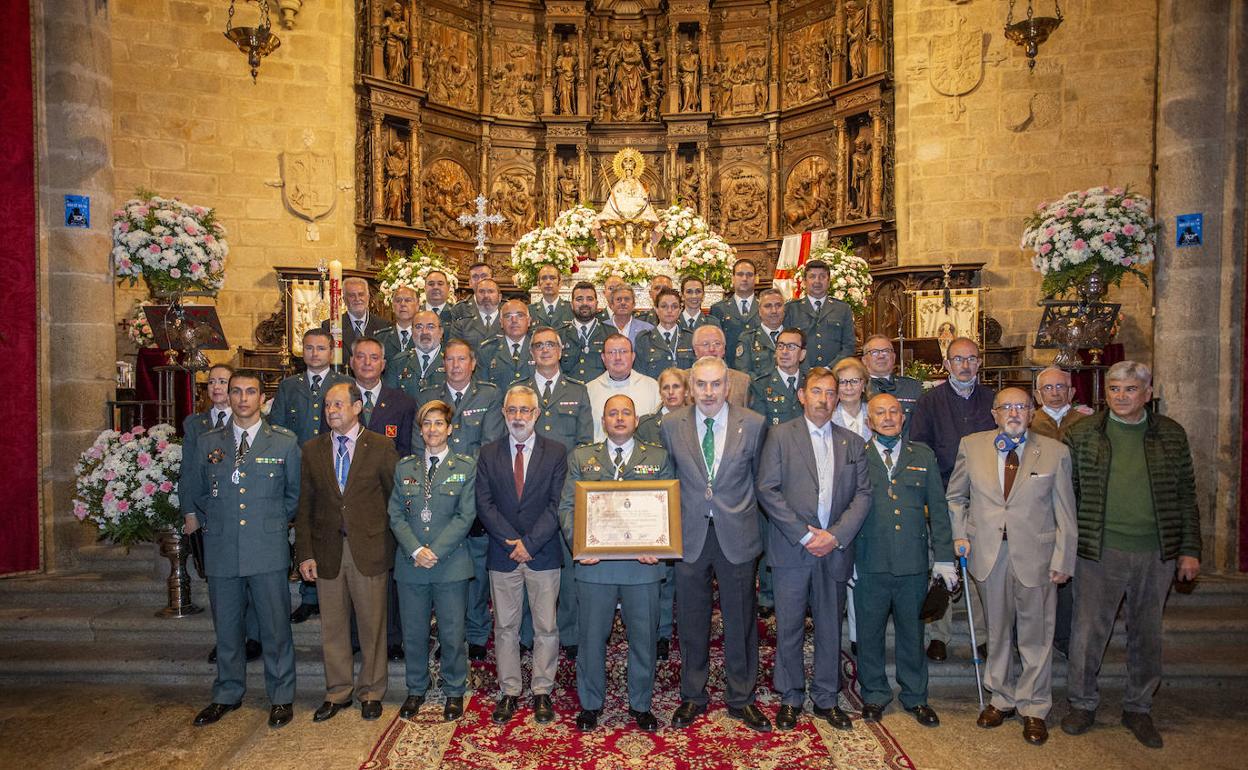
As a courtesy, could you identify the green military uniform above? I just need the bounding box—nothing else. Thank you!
[853,438,953,710]
[635,410,671,446]
[559,440,674,713]
[634,308,660,326]
[384,347,447,400]
[268,369,354,446]
[448,298,478,322]
[734,326,784,379]
[677,310,720,335]
[560,319,612,383]
[749,369,805,426]
[530,298,574,329]
[478,334,535,390]
[634,410,678,638]
[448,312,501,350]
[710,295,759,368]
[783,296,857,369]
[633,326,695,379]
[376,325,417,365]
[867,374,924,426]
[390,451,477,699]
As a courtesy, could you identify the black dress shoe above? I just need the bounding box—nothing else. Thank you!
[313,700,350,723]
[289,603,319,623]
[976,643,988,660]
[1061,707,1095,736]
[244,639,262,662]
[388,644,405,661]
[399,694,425,719]
[361,700,382,720]
[670,700,707,728]
[630,709,658,731]
[861,703,885,722]
[656,637,670,661]
[576,709,600,731]
[193,701,240,726]
[207,647,218,664]
[775,704,801,731]
[1122,711,1163,748]
[492,695,519,724]
[727,703,772,733]
[909,704,940,727]
[268,703,293,728]
[533,694,555,724]
[926,640,947,661]
[468,643,488,661]
[758,605,775,619]
[813,705,853,730]
[561,644,578,660]
[443,696,464,721]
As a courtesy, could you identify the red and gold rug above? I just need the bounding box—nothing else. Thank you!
[362,613,915,770]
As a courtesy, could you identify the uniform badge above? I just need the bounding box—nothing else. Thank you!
[208,449,224,464]
[735,343,744,358]
[385,424,398,438]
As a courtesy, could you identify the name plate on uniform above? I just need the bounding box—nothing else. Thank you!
[573,479,682,561]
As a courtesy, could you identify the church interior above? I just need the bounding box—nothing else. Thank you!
[3,0,1247,767]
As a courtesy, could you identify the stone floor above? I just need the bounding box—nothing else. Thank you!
[0,682,1242,770]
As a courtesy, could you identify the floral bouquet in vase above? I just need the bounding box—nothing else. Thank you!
[112,192,228,297]
[669,233,735,290]
[657,203,709,251]
[552,205,599,253]
[1022,186,1158,299]
[800,242,873,316]
[593,255,655,286]
[73,424,182,547]
[125,300,158,349]
[511,226,579,290]
[377,243,459,304]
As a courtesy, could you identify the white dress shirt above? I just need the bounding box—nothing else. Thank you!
[695,402,730,479]
[509,432,537,478]
[605,437,636,478]
[800,417,837,542]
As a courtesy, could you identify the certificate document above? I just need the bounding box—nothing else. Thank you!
[573,479,682,560]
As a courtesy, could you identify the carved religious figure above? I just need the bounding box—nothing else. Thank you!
[677,157,701,209]
[591,39,611,117]
[554,42,578,115]
[677,40,701,112]
[383,138,409,222]
[556,159,580,212]
[847,0,868,81]
[596,148,659,258]
[492,171,537,240]
[849,130,872,219]
[642,31,665,120]
[382,3,409,83]
[423,159,474,237]
[784,156,833,232]
[721,169,767,240]
[610,29,647,121]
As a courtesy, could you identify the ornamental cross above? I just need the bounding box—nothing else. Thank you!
[457,195,504,257]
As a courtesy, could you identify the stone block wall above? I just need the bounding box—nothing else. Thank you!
[894,0,1158,359]
[108,0,357,359]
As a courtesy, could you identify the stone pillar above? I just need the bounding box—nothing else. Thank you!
[37,0,118,566]
[1153,0,1247,573]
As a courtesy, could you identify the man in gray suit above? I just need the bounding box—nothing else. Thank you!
[756,366,871,731]
[660,356,771,733]
[561,394,674,732]
[948,387,1076,746]
[183,371,302,729]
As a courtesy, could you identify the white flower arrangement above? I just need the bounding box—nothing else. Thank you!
[73,424,182,546]
[592,255,655,286]
[552,205,599,251]
[377,245,459,304]
[112,192,228,295]
[510,226,579,290]
[125,300,158,349]
[800,242,873,316]
[657,203,709,250]
[1022,186,1158,297]
[668,232,735,289]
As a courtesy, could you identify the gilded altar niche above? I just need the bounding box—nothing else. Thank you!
[488,147,541,241]
[490,40,541,120]
[424,20,478,110]
[590,26,667,122]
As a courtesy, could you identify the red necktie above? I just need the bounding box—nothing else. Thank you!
[513,443,525,498]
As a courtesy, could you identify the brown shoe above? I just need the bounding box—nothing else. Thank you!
[1022,717,1049,745]
[976,705,1017,728]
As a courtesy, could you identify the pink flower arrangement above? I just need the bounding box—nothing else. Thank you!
[112,193,228,295]
[72,424,182,546]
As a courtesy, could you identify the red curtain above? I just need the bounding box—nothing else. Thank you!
[0,0,41,574]
[1241,267,1248,571]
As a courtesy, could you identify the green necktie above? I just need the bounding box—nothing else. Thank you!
[363,390,374,426]
[701,416,716,482]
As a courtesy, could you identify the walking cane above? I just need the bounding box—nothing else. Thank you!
[959,554,986,710]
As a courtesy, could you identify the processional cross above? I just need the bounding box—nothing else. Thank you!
[457,194,504,258]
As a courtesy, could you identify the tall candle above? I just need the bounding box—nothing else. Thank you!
[329,260,343,366]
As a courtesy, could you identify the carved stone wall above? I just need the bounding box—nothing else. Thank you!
[356,0,897,279]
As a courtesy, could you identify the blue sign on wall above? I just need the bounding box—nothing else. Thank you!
[64,195,90,228]
[1175,213,1202,247]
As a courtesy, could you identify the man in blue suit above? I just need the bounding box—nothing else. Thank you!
[561,394,674,732]
[183,371,302,729]
[474,385,569,726]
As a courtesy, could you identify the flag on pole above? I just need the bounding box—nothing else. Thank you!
[773,228,828,300]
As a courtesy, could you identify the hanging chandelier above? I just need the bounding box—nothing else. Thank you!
[1004,0,1063,71]
[224,0,281,83]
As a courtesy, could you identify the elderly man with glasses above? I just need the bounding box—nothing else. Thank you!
[863,334,923,425]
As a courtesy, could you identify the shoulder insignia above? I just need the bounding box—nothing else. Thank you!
[270,425,295,437]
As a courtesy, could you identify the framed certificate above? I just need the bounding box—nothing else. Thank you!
[573,479,682,560]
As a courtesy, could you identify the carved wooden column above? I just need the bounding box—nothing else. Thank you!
[546,145,558,223]
[767,124,781,238]
[831,1,847,88]
[576,25,587,116]
[668,25,679,114]
[369,0,383,77]
[481,8,494,114]
[667,142,678,195]
[697,141,709,221]
[479,131,491,201]
[577,144,588,200]
[869,107,885,217]
[867,0,884,75]
[699,25,711,115]
[371,113,385,223]
[411,111,424,226]
[768,2,780,111]
[832,117,848,222]
[542,22,555,115]
[410,3,423,89]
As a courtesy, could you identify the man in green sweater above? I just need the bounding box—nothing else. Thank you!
[1060,361,1201,749]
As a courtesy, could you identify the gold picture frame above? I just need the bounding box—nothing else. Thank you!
[573,479,683,560]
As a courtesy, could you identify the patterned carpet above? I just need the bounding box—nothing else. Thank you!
[362,611,915,770]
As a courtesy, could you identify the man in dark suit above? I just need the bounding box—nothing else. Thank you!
[561,395,674,732]
[474,385,569,726]
[449,278,502,349]
[529,264,573,328]
[183,364,261,663]
[376,285,421,366]
[449,261,493,322]
[661,356,771,733]
[709,258,760,365]
[782,259,856,369]
[756,366,872,731]
[183,371,301,729]
[322,276,389,359]
[384,310,446,400]
[560,281,612,383]
[268,329,353,624]
[295,382,399,723]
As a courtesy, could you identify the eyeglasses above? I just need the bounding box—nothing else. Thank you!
[993,403,1032,413]
[948,355,980,366]
[531,340,560,351]
[501,311,527,320]
[1039,383,1069,392]
[838,378,864,388]
[504,406,536,417]
[863,349,892,357]
[775,342,803,351]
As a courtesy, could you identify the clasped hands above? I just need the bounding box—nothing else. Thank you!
[578,555,659,566]
[804,525,839,557]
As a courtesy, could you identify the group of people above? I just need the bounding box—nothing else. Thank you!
[177,258,1200,752]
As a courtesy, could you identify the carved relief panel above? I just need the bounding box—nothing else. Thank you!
[590,26,666,122]
[424,20,478,109]
[782,155,834,233]
[709,41,767,117]
[488,147,541,241]
[422,157,475,238]
[491,42,541,120]
[783,18,833,108]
